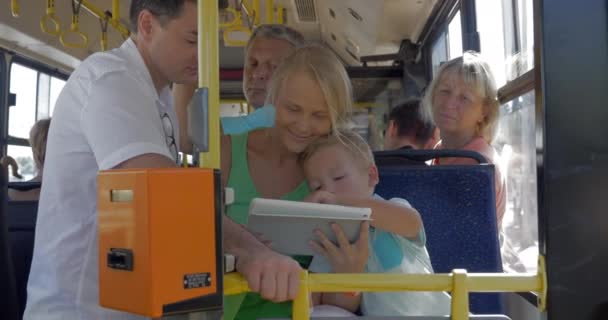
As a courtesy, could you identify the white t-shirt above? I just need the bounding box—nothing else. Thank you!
[309,195,451,317]
[24,39,178,320]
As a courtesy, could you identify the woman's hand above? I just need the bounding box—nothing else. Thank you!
[310,221,370,273]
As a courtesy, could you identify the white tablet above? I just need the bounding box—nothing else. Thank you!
[247,198,372,256]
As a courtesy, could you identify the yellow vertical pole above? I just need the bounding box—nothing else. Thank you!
[253,0,261,25]
[199,0,220,169]
[112,0,119,23]
[266,0,274,23]
[292,271,310,320]
[451,269,470,320]
[277,5,284,24]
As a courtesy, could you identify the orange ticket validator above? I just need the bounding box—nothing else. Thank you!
[97,168,222,318]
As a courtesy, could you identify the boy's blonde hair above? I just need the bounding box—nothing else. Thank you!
[300,129,375,169]
[422,51,500,142]
[266,44,353,134]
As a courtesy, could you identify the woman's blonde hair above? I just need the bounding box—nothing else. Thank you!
[29,118,51,172]
[422,51,500,142]
[299,129,374,169]
[266,44,353,134]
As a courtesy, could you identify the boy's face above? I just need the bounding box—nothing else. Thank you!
[303,144,378,198]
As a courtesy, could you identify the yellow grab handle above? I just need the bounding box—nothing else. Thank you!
[60,15,89,49]
[222,26,252,47]
[41,0,61,36]
[11,0,20,17]
[219,7,241,28]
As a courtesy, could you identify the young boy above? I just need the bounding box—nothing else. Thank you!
[300,129,450,316]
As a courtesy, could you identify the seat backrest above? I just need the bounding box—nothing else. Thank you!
[374,150,503,315]
[6,200,39,319]
[0,170,20,320]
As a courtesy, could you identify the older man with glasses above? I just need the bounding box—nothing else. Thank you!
[175,24,306,154]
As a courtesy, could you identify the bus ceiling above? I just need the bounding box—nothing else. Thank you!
[0,0,446,74]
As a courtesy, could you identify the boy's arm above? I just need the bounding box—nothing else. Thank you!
[336,196,422,240]
[220,105,275,135]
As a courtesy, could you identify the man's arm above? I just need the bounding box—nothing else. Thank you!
[224,214,302,302]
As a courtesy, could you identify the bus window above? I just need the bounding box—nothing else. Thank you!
[431,10,463,75]
[6,145,35,181]
[448,11,463,59]
[6,61,65,182]
[9,63,37,140]
[476,0,535,87]
[431,31,448,75]
[494,90,538,273]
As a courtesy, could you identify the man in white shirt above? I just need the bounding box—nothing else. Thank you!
[24,1,301,319]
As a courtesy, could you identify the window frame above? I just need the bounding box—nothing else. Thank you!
[3,53,69,152]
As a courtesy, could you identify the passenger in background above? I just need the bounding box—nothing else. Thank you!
[0,118,51,201]
[422,51,506,228]
[174,24,306,152]
[301,129,450,317]
[383,99,438,151]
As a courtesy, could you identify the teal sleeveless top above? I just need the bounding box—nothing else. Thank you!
[224,132,310,320]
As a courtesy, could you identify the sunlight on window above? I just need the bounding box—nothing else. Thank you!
[448,11,463,59]
[9,63,37,139]
[494,91,539,273]
[476,0,507,87]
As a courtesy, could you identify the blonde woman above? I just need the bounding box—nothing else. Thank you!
[221,44,354,320]
[422,51,506,227]
[1,118,51,201]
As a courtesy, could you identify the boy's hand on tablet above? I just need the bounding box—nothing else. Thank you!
[310,221,370,273]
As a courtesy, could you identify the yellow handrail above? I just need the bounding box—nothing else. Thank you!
[224,256,547,320]
[79,0,130,39]
[11,0,20,17]
[198,0,220,169]
[60,1,89,49]
[40,0,61,36]
[111,0,120,24]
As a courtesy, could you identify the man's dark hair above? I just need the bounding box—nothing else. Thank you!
[129,0,194,33]
[388,98,436,147]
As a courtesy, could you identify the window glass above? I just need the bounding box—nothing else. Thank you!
[9,63,38,139]
[493,90,538,273]
[448,11,463,59]
[476,0,507,87]
[431,31,448,76]
[6,144,36,182]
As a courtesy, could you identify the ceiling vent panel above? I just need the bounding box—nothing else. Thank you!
[294,0,317,22]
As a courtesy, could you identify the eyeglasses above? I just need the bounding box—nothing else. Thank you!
[161,113,179,164]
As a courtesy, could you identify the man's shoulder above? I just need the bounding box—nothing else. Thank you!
[73,47,135,83]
